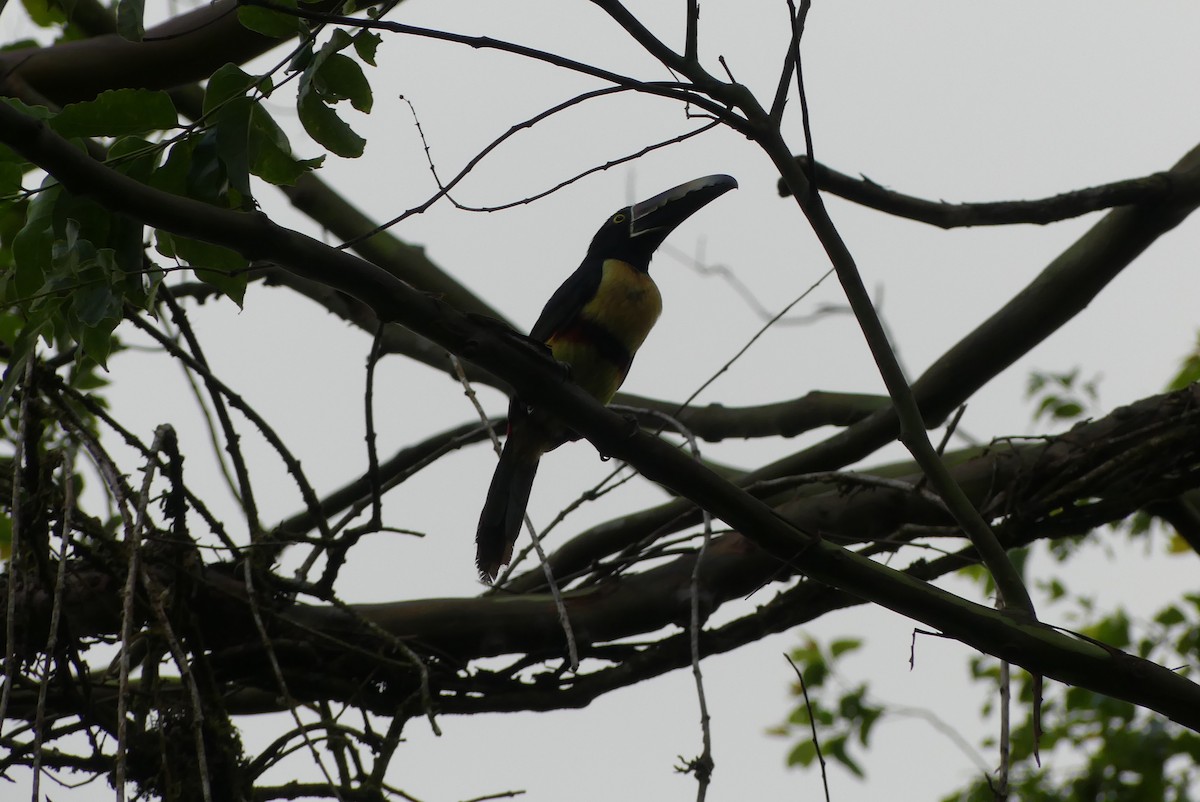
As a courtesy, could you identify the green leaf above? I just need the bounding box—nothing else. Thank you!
[52,189,111,248]
[825,734,864,777]
[0,514,11,561]
[1154,605,1185,627]
[787,705,812,726]
[10,180,61,303]
[316,52,373,113]
[786,739,816,767]
[157,232,248,305]
[858,706,882,745]
[289,40,314,73]
[353,31,382,66]
[186,131,230,206]
[216,96,255,198]
[0,319,47,413]
[107,136,159,181]
[1167,335,1200,391]
[150,138,195,197]
[248,106,323,185]
[72,266,122,327]
[105,138,155,277]
[115,0,145,42]
[50,89,177,138]
[1052,401,1083,419]
[204,64,258,116]
[296,30,366,158]
[0,162,25,197]
[297,91,365,158]
[237,0,301,38]
[829,638,862,659]
[77,316,119,367]
[1082,610,1131,648]
[1,96,53,123]
[20,0,68,27]
[0,198,29,271]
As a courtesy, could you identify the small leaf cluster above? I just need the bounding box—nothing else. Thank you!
[1026,368,1101,424]
[1,92,177,376]
[771,637,883,779]
[948,591,1200,802]
[1,9,381,398]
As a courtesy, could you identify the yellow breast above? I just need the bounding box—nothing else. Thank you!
[580,259,663,353]
[546,259,662,403]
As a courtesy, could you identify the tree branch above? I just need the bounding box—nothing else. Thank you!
[5,101,1200,729]
[777,155,1200,228]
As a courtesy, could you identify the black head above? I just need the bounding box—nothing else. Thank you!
[585,174,738,271]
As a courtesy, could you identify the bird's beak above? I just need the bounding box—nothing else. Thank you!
[629,174,738,241]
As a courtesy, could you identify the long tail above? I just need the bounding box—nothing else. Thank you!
[476,433,542,580]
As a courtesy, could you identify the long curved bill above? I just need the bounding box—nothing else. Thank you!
[629,174,739,240]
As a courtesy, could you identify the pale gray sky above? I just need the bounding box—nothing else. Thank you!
[5,1,1200,799]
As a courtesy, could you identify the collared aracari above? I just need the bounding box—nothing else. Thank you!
[475,174,738,580]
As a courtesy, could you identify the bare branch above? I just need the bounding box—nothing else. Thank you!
[777,155,1200,228]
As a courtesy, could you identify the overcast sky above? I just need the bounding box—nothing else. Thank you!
[6,1,1200,799]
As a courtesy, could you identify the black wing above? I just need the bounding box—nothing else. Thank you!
[528,258,602,344]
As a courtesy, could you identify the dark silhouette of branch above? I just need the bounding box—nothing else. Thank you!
[240,0,748,131]
[777,155,1200,228]
[619,390,890,440]
[5,93,1200,729]
[6,374,1199,724]
[0,0,283,103]
[588,0,1035,618]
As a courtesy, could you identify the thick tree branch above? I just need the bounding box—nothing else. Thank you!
[620,390,889,441]
[0,1,282,103]
[751,140,1200,481]
[5,102,1200,729]
[591,0,1034,616]
[6,376,1200,720]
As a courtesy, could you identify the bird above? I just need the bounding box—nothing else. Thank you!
[475,174,738,580]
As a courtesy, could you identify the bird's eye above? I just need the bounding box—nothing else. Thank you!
[611,213,627,224]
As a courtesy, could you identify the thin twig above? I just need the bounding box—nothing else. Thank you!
[449,356,580,670]
[997,656,1010,800]
[684,0,699,63]
[364,325,386,528]
[787,0,816,190]
[764,82,1037,622]
[158,298,244,506]
[0,360,34,744]
[670,268,835,418]
[240,559,346,801]
[324,594,441,738]
[662,239,848,326]
[30,445,76,802]
[132,426,214,802]
[365,90,721,244]
[784,654,831,802]
[128,309,333,553]
[158,290,263,540]
[241,0,743,129]
[40,373,237,552]
[915,405,968,494]
[642,408,714,800]
[297,325,391,585]
[112,451,141,801]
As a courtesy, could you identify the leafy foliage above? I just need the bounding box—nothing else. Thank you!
[773,638,883,779]
[1026,368,1101,425]
[947,591,1200,802]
